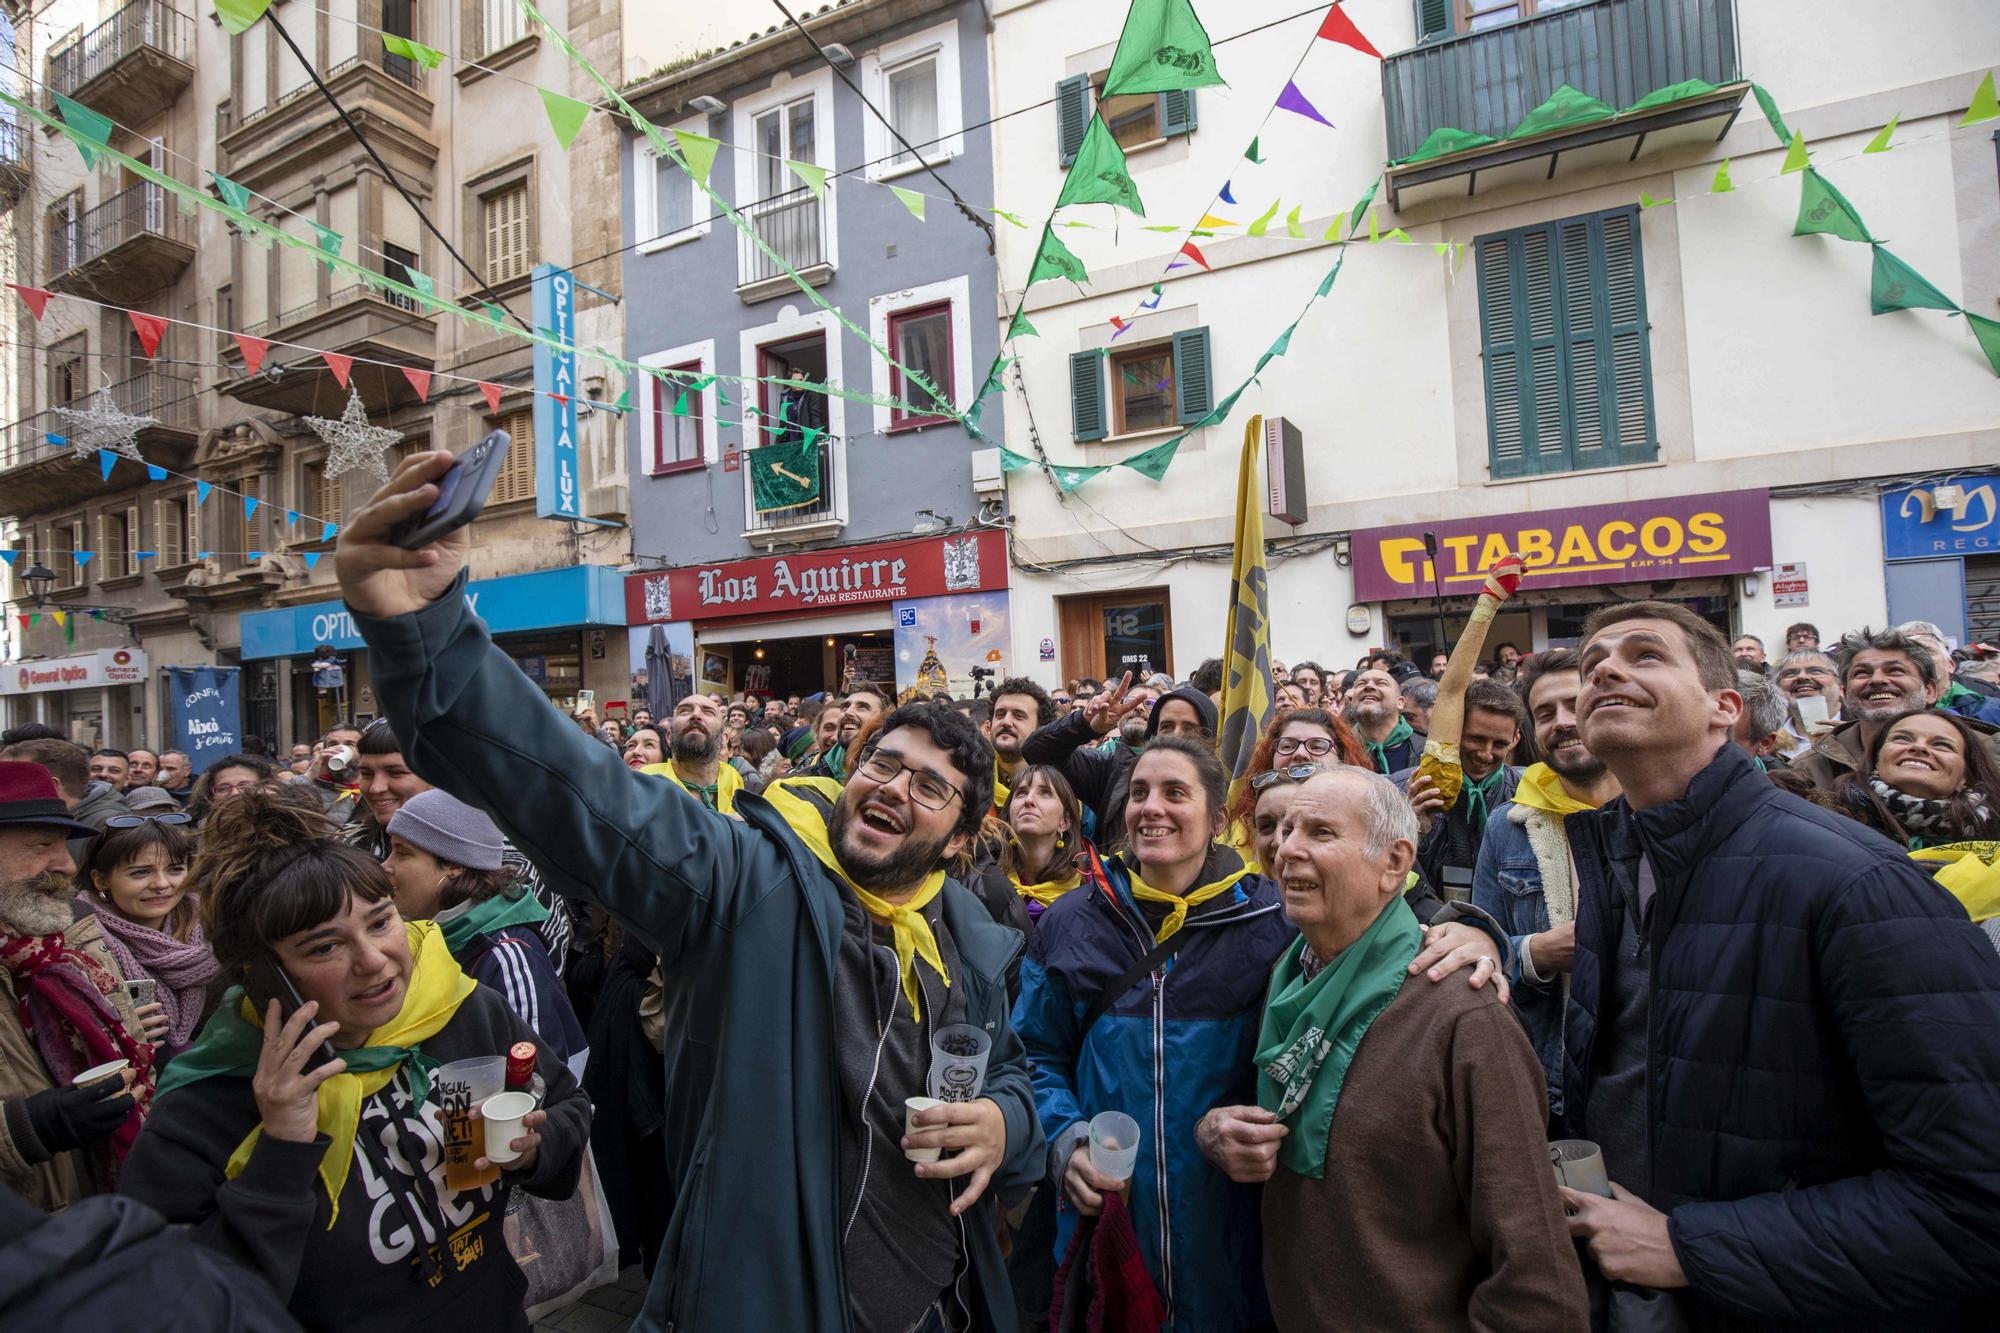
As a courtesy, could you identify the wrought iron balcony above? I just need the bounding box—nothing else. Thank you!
[220,281,436,415]
[737,189,833,302]
[46,1,195,128]
[1382,0,1743,210]
[46,182,194,301]
[742,430,845,547]
[0,371,198,515]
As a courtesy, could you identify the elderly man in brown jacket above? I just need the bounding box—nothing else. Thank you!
[1199,768,1585,1331]
[0,761,146,1212]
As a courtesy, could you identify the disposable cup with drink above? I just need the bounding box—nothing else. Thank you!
[434,1056,505,1190]
[480,1090,539,1165]
[1088,1110,1140,1183]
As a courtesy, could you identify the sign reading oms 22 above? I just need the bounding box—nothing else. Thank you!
[1351,489,1772,601]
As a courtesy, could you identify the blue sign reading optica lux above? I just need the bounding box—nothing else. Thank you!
[532,263,582,520]
[1880,474,2000,561]
[239,566,627,660]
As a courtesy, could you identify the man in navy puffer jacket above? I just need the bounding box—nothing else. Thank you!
[1550,600,2000,1331]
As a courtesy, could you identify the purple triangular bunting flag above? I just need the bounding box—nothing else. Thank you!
[1276,80,1334,127]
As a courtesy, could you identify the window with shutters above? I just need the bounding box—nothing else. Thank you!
[479,0,525,54]
[491,408,538,505]
[51,518,83,589]
[480,182,532,285]
[1420,0,1588,39]
[101,509,133,579]
[1056,73,1197,166]
[299,458,340,533]
[49,334,86,406]
[1475,207,1655,479]
[158,491,193,567]
[1069,326,1213,441]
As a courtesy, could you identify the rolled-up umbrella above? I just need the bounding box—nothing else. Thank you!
[645,624,675,719]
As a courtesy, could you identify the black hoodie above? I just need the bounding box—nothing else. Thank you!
[119,986,589,1333]
[1021,685,1219,850]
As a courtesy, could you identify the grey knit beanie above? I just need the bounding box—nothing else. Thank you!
[386,789,504,871]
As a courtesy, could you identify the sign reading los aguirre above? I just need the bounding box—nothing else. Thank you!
[1350,490,1773,602]
[624,530,1009,625]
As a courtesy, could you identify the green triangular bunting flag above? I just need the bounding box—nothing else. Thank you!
[310,222,343,263]
[1964,71,1999,127]
[1026,226,1088,288]
[1966,312,2000,377]
[1781,131,1810,174]
[1752,83,1791,144]
[1869,245,1957,315]
[889,186,927,220]
[51,93,112,169]
[672,130,721,187]
[1245,136,1263,164]
[788,160,828,199]
[540,89,592,150]
[1793,169,1872,243]
[381,33,444,69]
[1119,437,1180,481]
[210,172,253,213]
[1346,179,1379,238]
[1863,114,1900,153]
[1052,464,1109,492]
[1245,198,1280,238]
[1056,115,1145,215]
[1711,158,1734,193]
[1103,0,1225,97]
[1007,309,1038,340]
[214,0,272,35]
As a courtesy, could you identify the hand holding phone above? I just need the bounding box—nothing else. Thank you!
[245,956,339,1075]
[388,430,511,550]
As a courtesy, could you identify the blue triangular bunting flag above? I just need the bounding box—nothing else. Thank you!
[243,496,259,519]
[196,481,212,504]
[0,551,17,566]
[1220,180,1237,205]
[321,522,338,542]
[98,450,117,480]
[197,550,212,560]
[286,509,299,525]
[145,464,167,481]
[248,550,263,562]
[302,552,323,570]
[132,550,155,561]
[73,551,93,568]
[46,433,66,448]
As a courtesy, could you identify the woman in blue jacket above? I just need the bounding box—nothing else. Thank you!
[1014,735,1295,1332]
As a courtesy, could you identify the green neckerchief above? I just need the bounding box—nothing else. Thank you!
[1940,680,1987,714]
[436,891,551,957]
[1255,895,1422,1178]
[1364,716,1413,775]
[680,778,720,810]
[157,985,438,1110]
[1461,765,1509,832]
[823,742,849,781]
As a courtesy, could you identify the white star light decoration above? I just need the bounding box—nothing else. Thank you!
[306,388,402,485]
[55,389,155,462]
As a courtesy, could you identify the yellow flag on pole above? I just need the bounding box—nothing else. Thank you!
[1219,415,1274,807]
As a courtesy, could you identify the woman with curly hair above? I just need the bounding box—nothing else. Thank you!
[1834,707,2000,848]
[1223,709,1368,869]
[186,753,278,827]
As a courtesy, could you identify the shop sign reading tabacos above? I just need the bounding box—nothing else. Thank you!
[1351,490,1772,602]
[626,530,1009,624]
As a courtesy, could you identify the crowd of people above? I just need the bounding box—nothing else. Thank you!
[1,450,1998,1333]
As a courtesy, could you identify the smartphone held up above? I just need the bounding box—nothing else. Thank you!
[389,430,510,550]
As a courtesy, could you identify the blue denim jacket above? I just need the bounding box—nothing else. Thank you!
[1470,801,1566,1118]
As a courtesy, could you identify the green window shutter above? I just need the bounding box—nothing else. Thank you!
[1070,348,1107,442]
[1172,326,1213,425]
[1597,209,1656,465]
[1057,75,1091,167]
[1159,88,1197,137]
[1416,0,1452,42]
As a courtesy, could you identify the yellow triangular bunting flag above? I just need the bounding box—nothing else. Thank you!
[1284,206,1305,240]
[1863,114,1899,153]
[1781,132,1810,174]
[1321,211,1346,241]
[1195,213,1236,230]
[1712,158,1734,193]
[889,186,926,220]
[1245,199,1280,237]
[1964,71,1999,127]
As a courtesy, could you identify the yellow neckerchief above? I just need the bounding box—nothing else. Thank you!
[1221,817,1259,874]
[640,758,742,814]
[1010,868,1082,909]
[765,778,950,1023]
[993,758,1015,814]
[1910,841,2000,922]
[224,921,473,1223]
[1510,762,1602,818]
[1125,856,1253,943]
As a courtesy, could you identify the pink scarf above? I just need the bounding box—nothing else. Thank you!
[89,903,219,1050]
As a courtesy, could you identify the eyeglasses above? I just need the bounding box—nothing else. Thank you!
[209,780,260,796]
[1250,763,1324,792]
[103,811,193,828]
[854,749,962,812]
[1273,736,1336,758]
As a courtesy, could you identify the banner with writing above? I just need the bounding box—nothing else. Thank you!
[168,665,241,771]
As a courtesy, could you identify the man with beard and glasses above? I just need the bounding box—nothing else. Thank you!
[639,693,740,814]
[1342,668,1424,776]
[986,678,1054,815]
[0,762,149,1213]
[335,453,1043,1332]
[1021,671,1217,850]
[1444,649,1622,1120]
[1795,626,2000,791]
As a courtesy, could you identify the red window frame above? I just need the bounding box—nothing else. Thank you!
[887,301,955,429]
[649,358,705,475]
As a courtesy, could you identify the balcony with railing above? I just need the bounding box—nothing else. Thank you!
[1382,0,1744,210]
[218,48,432,179]
[742,431,845,548]
[0,371,199,515]
[46,182,194,301]
[46,1,195,128]
[737,189,833,302]
[220,280,437,415]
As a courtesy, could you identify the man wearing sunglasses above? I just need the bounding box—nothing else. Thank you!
[335,452,1044,1333]
[1396,680,1526,904]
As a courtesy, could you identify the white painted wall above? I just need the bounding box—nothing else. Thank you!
[1753,494,1890,645]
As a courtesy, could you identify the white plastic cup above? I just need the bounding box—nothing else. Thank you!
[904,1095,945,1163]
[927,1023,992,1104]
[72,1058,130,1089]
[480,1090,538,1164]
[433,1056,505,1112]
[1549,1139,1612,1198]
[1088,1110,1140,1182]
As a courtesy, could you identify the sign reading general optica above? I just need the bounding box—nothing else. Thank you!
[1,647,149,696]
[1350,490,1772,602]
[531,263,581,520]
[625,530,1010,625]
[240,566,626,659]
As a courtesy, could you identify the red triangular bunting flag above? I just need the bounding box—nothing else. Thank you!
[1317,3,1383,58]
[9,285,52,320]
[128,311,170,358]
[322,351,353,387]
[1108,316,1130,335]
[234,333,269,376]
[479,381,503,413]
[551,392,569,408]
[1179,240,1212,271]
[402,367,432,401]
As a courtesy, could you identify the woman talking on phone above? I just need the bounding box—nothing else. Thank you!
[75,812,216,1060]
[119,790,590,1332]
